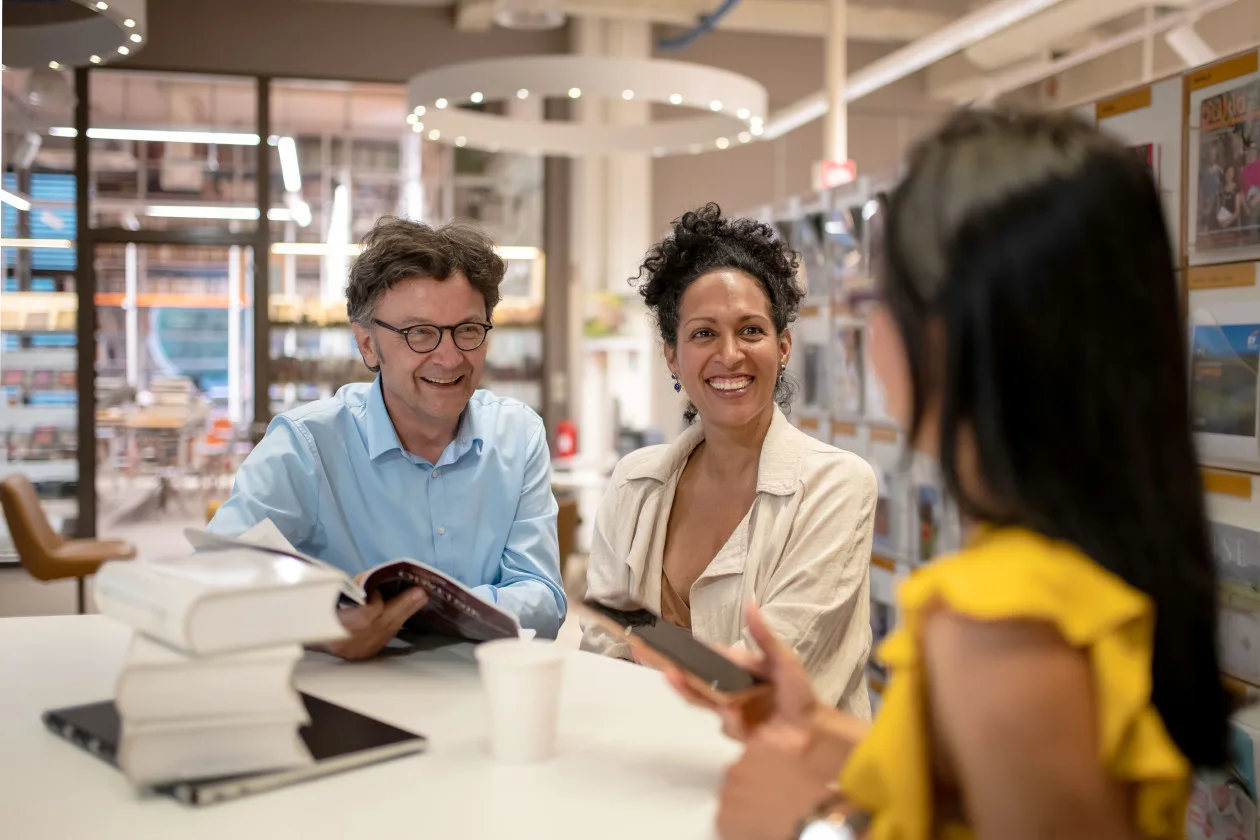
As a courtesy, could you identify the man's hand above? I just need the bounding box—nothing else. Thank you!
[323,588,429,661]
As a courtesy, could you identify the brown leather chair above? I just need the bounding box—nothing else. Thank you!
[0,474,136,614]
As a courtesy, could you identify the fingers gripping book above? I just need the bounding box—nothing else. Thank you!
[186,520,522,643]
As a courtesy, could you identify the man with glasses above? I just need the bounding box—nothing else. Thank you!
[208,217,566,659]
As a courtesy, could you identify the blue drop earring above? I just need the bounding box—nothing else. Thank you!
[671,373,681,393]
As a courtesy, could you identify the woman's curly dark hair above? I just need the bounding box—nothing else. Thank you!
[632,202,804,422]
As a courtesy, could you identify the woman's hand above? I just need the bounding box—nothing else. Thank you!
[716,728,838,840]
[663,604,821,741]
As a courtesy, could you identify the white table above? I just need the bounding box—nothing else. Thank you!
[1,616,740,839]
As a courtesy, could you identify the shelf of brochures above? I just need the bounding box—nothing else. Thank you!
[0,459,78,483]
[1,349,76,370]
[2,177,82,540]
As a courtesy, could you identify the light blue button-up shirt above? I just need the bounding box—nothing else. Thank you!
[207,379,566,637]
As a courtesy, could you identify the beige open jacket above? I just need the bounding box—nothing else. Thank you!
[580,407,876,717]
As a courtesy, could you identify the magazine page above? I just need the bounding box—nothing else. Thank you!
[361,560,520,642]
[185,520,364,604]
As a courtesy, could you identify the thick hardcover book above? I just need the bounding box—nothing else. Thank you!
[42,693,427,806]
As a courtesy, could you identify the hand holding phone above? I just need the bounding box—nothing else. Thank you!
[665,603,827,744]
[578,599,771,714]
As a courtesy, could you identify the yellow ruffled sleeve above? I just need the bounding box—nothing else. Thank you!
[839,528,1191,840]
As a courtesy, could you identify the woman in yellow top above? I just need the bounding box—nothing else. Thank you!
[667,109,1230,840]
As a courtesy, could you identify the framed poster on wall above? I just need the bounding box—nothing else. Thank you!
[1187,51,1260,265]
[1189,263,1260,471]
[1211,518,1260,687]
[1190,304,1260,471]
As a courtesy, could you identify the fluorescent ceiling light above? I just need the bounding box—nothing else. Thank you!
[145,205,291,221]
[277,136,302,192]
[762,0,1064,138]
[291,202,312,227]
[283,192,312,228]
[496,245,540,261]
[270,243,542,260]
[0,190,33,212]
[0,238,73,249]
[50,127,262,145]
[272,242,365,257]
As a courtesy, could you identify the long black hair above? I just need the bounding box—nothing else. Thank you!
[880,109,1227,767]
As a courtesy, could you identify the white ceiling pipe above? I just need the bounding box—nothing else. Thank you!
[963,0,1197,71]
[1165,23,1218,67]
[762,0,1069,139]
[970,0,1239,103]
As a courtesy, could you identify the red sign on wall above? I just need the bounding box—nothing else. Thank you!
[812,158,857,192]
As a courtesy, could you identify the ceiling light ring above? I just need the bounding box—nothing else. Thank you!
[3,0,148,69]
[414,109,750,157]
[407,55,766,157]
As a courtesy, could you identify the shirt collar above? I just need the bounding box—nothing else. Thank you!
[365,377,404,460]
[364,377,484,464]
[623,406,804,496]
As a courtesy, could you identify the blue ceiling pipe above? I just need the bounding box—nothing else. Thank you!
[656,0,743,51]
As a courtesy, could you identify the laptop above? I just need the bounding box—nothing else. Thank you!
[43,692,428,806]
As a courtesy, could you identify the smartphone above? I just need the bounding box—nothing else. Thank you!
[579,599,766,698]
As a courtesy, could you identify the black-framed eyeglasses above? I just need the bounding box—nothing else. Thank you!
[373,319,493,353]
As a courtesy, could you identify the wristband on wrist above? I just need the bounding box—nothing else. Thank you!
[791,791,871,840]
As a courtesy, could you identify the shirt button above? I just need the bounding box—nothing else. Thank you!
[432,469,441,479]
[437,526,446,535]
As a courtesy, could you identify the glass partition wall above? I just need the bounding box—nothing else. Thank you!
[0,68,80,557]
[84,71,261,536]
[1,66,548,547]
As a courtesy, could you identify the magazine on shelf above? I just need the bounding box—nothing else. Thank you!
[185,520,521,643]
[1195,76,1260,255]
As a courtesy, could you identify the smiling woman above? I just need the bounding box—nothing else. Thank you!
[580,203,878,715]
[637,204,802,424]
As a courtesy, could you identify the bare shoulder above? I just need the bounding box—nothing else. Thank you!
[923,609,1078,658]
[922,609,1101,774]
[920,613,1133,838]
[922,609,1092,708]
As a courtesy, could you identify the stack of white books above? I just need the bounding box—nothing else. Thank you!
[93,548,347,786]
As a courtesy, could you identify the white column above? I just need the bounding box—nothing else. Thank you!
[572,17,611,464]
[123,242,139,388]
[227,245,242,424]
[825,0,848,163]
[402,131,425,222]
[603,19,652,300]
[572,16,607,306]
[323,183,350,306]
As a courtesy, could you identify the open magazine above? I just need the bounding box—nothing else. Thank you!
[185,520,522,643]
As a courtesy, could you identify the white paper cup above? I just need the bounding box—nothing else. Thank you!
[474,639,566,764]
